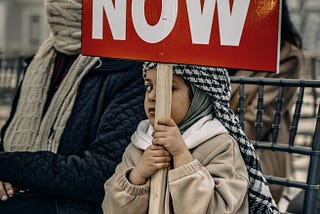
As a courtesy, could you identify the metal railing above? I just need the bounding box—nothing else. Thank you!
[0,55,25,125]
[230,76,320,214]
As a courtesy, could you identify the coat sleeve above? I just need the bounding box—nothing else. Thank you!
[0,61,146,202]
[168,135,249,214]
[230,42,302,140]
[102,144,150,214]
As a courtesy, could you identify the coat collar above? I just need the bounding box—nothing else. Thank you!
[131,114,228,150]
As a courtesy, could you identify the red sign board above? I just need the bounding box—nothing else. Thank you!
[82,0,281,72]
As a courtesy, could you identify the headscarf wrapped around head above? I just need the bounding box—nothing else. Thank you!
[142,62,279,214]
[178,84,213,133]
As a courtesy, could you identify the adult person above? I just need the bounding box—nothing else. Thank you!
[103,63,279,213]
[228,0,303,204]
[0,0,146,213]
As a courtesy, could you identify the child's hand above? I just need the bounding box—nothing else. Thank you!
[152,117,193,168]
[129,145,171,185]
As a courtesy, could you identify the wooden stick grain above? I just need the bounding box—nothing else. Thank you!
[148,63,173,214]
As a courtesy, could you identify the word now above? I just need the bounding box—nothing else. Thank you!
[92,0,250,46]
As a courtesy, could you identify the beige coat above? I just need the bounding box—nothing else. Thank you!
[229,42,303,203]
[102,133,249,214]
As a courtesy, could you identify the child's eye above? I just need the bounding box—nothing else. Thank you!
[145,84,153,92]
[172,85,178,91]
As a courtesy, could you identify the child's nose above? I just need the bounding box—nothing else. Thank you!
[149,88,156,100]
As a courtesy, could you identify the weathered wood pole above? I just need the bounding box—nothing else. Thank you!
[148,63,173,214]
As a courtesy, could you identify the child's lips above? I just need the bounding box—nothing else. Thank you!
[149,107,155,115]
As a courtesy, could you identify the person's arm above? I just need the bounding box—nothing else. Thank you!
[168,134,249,213]
[0,62,146,202]
[102,144,150,214]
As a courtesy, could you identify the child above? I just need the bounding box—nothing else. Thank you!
[102,63,278,214]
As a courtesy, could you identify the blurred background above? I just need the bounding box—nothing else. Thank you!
[0,0,49,128]
[0,0,319,205]
[0,0,319,126]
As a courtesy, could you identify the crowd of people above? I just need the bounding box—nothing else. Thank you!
[0,0,314,213]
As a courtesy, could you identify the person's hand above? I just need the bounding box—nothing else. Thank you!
[129,145,171,185]
[152,117,193,168]
[0,181,15,201]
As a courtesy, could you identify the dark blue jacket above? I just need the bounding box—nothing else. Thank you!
[0,57,146,213]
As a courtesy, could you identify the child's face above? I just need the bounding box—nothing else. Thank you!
[144,69,191,127]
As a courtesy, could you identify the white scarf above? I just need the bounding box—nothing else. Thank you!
[4,0,99,152]
[131,114,228,150]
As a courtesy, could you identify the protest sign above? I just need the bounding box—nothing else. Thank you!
[82,0,281,72]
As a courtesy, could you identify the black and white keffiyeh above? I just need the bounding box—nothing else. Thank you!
[143,62,279,214]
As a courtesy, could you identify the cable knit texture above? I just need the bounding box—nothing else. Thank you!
[117,168,150,195]
[0,58,146,214]
[3,0,99,153]
[0,1,146,213]
[46,0,82,55]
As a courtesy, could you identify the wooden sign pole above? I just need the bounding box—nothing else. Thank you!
[148,63,173,214]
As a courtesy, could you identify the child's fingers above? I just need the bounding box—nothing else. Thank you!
[152,136,176,147]
[152,130,168,139]
[149,145,171,156]
[153,162,170,169]
[149,144,165,150]
[156,117,176,127]
[152,155,171,163]
[152,137,166,146]
[153,124,169,133]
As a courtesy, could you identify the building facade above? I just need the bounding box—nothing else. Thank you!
[0,0,49,55]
